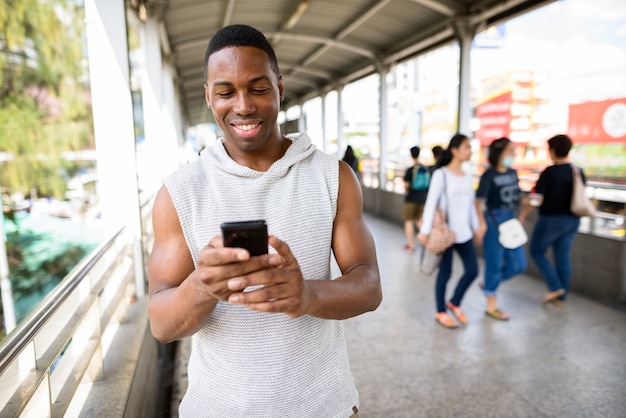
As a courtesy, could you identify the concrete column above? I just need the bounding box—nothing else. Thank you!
[336,86,344,158]
[85,0,145,296]
[321,92,328,152]
[139,17,179,178]
[297,103,305,133]
[375,66,389,213]
[378,65,389,193]
[0,210,16,332]
[453,20,475,136]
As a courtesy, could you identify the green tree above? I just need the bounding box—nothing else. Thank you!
[0,0,93,198]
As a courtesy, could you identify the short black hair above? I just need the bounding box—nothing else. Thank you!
[410,146,420,159]
[204,24,280,82]
[488,137,512,168]
[431,145,443,159]
[547,134,572,158]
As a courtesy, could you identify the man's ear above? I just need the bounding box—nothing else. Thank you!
[278,76,284,102]
[204,83,211,108]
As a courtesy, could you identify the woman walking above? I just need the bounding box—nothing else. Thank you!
[475,138,527,320]
[521,134,584,305]
[418,134,480,329]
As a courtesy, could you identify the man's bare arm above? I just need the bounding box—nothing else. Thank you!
[303,161,382,319]
[147,186,280,342]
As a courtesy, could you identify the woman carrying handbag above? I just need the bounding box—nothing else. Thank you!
[418,134,481,329]
[520,134,591,306]
[475,138,528,321]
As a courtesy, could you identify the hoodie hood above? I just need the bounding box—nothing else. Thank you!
[201,132,316,179]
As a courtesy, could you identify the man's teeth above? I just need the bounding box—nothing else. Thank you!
[237,124,257,131]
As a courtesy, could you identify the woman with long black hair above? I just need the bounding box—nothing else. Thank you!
[418,134,481,329]
[475,138,527,320]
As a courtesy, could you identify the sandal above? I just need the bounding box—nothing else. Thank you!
[485,308,510,321]
[447,302,468,325]
[435,312,459,329]
[550,299,565,307]
[542,289,565,304]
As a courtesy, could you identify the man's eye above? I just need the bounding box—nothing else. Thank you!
[252,88,269,94]
[216,91,234,97]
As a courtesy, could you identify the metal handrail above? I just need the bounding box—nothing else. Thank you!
[0,226,124,375]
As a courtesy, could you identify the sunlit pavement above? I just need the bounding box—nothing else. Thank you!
[171,214,626,418]
[344,214,626,418]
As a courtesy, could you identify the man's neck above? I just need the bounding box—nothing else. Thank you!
[223,134,291,172]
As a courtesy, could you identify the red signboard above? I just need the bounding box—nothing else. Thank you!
[476,91,512,146]
[568,98,626,144]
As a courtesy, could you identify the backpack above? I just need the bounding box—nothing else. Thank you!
[411,165,430,191]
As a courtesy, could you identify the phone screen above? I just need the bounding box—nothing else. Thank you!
[220,220,268,256]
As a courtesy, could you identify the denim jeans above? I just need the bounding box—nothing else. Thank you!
[530,214,580,300]
[436,239,478,313]
[483,209,528,297]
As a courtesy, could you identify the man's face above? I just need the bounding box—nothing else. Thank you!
[205,46,284,153]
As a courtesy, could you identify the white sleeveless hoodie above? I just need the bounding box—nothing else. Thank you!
[163,133,358,418]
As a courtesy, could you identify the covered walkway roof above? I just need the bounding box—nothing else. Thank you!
[133,0,555,126]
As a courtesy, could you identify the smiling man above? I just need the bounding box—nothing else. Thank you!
[147,25,381,417]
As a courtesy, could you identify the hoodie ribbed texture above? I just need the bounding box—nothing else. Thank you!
[163,133,358,418]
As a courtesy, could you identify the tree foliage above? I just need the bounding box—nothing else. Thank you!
[0,0,93,197]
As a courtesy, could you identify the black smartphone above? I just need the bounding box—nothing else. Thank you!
[220,220,268,256]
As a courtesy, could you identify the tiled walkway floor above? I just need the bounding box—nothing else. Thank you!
[344,215,626,418]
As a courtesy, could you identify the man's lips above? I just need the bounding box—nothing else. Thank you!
[231,121,262,138]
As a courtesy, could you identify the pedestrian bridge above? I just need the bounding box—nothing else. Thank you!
[0,202,625,417]
[1,0,625,416]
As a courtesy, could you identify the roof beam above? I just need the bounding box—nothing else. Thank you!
[406,0,458,17]
[222,0,236,27]
[266,32,375,59]
[336,0,392,39]
[174,32,375,59]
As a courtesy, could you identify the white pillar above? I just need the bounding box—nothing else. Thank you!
[297,103,305,133]
[378,66,389,192]
[140,17,179,178]
[321,92,328,152]
[0,210,16,333]
[454,20,474,136]
[85,0,145,296]
[336,86,344,158]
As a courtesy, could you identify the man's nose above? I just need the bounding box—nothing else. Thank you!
[233,92,254,114]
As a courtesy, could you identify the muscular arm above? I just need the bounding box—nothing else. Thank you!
[305,161,382,319]
[147,186,280,342]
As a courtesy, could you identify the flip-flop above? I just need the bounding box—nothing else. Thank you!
[542,289,565,304]
[447,302,468,325]
[485,308,510,321]
[435,312,459,329]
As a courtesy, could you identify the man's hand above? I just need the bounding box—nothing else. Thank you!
[227,236,310,318]
[417,233,429,246]
[188,236,281,303]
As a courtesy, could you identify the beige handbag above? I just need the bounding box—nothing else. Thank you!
[570,165,596,217]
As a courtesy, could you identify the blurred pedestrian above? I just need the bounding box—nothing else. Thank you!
[402,146,430,253]
[475,138,527,320]
[342,145,360,178]
[418,134,480,329]
[520,134,583,306]
[431,145,444,171]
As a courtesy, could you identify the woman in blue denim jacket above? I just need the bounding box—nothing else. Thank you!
[475,138,527,320]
